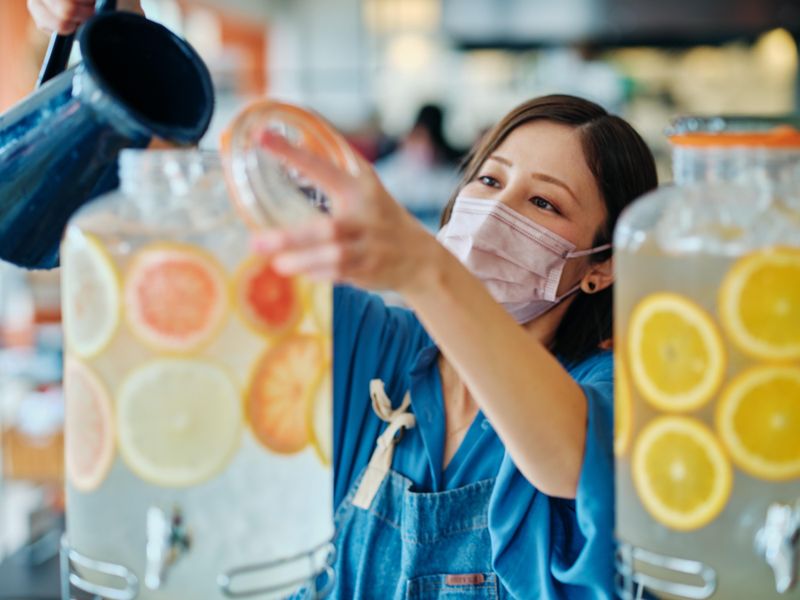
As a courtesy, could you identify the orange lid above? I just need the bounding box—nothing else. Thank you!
[669,126,800,148]
[220,100,359,230]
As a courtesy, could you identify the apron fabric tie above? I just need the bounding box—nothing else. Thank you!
[352,379,416,510]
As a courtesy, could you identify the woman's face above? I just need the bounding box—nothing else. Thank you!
[459,120,608,296]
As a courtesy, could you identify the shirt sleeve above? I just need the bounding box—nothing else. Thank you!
[488,351,615,599]
[332,285,430,508]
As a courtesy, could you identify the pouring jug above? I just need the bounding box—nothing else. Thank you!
[0,1,214,269]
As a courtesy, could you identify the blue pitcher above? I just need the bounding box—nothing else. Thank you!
[0,2,214,269]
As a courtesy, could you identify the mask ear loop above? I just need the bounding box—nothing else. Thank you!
[564,242,613,296]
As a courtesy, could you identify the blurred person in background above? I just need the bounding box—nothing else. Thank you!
[255,95,657,598]
[375,103,464,229]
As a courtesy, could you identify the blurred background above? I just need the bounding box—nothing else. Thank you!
[0,0,797,592]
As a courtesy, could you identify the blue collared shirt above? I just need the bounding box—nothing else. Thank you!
[333,285,615,598]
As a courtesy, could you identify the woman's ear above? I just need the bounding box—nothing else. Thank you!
[580,256,614,294]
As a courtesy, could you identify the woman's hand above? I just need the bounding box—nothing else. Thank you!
[251,133,447,294]
[28,0,144,35]
[28,0,95,34]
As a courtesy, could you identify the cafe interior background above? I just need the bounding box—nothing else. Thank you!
[0,0,797,593]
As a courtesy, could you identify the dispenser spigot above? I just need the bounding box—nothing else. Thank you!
[755,500,800,594]
[145,505,191,590]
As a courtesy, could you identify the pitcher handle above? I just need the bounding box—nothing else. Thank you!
[36,0,117,86]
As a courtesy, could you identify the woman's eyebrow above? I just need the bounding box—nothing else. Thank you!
[488,154,580,206]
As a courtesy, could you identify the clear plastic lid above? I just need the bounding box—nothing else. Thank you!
[221,100,360,229]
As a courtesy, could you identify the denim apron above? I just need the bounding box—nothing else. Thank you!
[320,379,509,599]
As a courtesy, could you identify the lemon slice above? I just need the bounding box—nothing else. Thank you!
[61,229,121,358]
[233,255,302,337]
[117,358,242,487]
[614,359,633,456]
[309,282,333,334]
[633,416,732,531]
[716,366,800,481]
[64,358,115,493]
[719,247,800,361]
[308,368,333,466]
[124,243,229,353]
[628,293,725,412]
[247,334,325,454]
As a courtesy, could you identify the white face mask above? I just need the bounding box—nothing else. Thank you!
[437,196,611,324]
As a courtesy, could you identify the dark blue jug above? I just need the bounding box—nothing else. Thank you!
[0,7,214,269]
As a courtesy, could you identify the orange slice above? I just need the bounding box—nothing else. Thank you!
[716,366,800,481]
[64,358,115,493]
[61,229,121,358]
[615,359,633,456]
[234,256,302,337]
[124,243,228,353]
[246,334,325,454]
[116,358,242,487]
[628,293,725,412]
[308,367,333,466]
[719,247,800,361]
[633,416,732,531]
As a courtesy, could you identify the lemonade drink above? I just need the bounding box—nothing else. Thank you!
[614,182,800,599]
[61,149,334,599]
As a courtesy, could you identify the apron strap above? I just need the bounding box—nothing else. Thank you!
[352,379,416,510]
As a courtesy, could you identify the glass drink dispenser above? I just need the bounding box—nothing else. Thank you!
[614,119,800,599]
[60,101,357,599]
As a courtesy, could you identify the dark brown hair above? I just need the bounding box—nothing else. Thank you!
[440,94,658,365]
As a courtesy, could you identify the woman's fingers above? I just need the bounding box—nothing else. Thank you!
[260,131,357,210]
[44,0,94,22]
[251,217,359,254]
[30,0,94,34]
[271,243,359,278]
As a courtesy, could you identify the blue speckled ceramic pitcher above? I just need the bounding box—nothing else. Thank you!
[0,3,214,269]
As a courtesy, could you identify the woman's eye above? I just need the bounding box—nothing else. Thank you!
[478,175,500,188]
[530,196,557,212]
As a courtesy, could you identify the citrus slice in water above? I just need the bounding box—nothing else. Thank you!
[61,229,121,358]
[308,368,333,466]
[234,256,301,337]
[719,247,800,361]
[124,243,228,353]
[716,366,800,481]
[64,358,115,493]
[614,359,633,456]
[628,293,725,412]
[309,282,333,334]
[633,416,732,531]
[117,358,242,487]
[247,334,325,454]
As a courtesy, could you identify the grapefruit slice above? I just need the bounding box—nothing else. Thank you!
[61,229,121,358]
[64,358,115,493]
[116,358,242,487]
[308,368,333,466]
[234,256,302,337]
[247,334,325,454]
[124,243,229,353]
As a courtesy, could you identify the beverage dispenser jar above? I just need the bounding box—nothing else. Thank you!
[614,119,800,599]
[60,101,358,599]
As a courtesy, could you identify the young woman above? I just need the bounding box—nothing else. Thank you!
[254,95,658,598]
